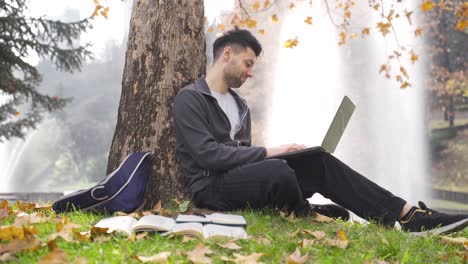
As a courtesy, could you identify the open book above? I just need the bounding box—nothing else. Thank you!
[94,214,247,240]
[175,213,247,226]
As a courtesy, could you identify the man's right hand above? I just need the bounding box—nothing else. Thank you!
[266,144,306,157]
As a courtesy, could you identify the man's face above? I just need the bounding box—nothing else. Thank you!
[223,47,256,88]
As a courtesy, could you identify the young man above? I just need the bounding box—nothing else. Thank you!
[173,28,468,236]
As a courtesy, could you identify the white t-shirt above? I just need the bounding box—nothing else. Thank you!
[210,89,240,140]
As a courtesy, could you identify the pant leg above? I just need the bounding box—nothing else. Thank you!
[287,149,407,226]
[192,159,311,215]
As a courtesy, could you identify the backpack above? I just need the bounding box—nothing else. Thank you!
[52,152,151,214]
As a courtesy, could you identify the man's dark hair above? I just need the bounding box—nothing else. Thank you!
[212,28,262,61]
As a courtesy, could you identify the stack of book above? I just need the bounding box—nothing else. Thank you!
[94,213,248,240]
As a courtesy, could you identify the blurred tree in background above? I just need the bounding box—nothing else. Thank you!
[0,0,92,141]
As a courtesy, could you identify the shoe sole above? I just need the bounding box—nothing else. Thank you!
[409,218,468,237]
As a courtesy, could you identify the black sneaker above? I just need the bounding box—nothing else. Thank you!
[399,201,468,236]
[310,203,350,221]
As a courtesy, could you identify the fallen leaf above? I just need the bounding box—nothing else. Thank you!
[186,244,213,264]
[336,229,348,241]
[74,257,88,264]
[0,230,42,254]
[216,241,242,250]
[313,213,333,223]
[34,204,53,212]
[38,248,69,264]
[305,230,326,240]
[0,253,16,262]
[441,236,468,246]
[298,239,315,247]
[14,212,48,227]
[0,208,9,221]
[324,238,348,249]
[137,252,171,263]
[287,248,309,264]
[179,201,190,213]
[15,201,37,211]
[151,201,162,213]
[49,217,82,242]
[253,236,270,245]
[182,236,196,243]
[0,225,35,241]
[221,253,266,264]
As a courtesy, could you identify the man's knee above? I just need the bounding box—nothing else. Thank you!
[264,159,298,190]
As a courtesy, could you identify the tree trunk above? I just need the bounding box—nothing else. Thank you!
[107,0,206,207]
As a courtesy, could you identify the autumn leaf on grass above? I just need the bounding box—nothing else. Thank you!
[186,244,213,264]
[287,248,309,264]
[136,252,171,263]
[14,212,48,227]
[89,226,112,242]
[128,231,148,242]
[0,208,9,222]
[221,253,267,264]
[182,235,196,243]
[304,16,312,25]
[216,240,242,250]
[421,0,435,12]
[376,22,391,37]
[0,227,42,254]
[49,217,82,242]
[38,248,70,264]
[440,236,468,246]
[313,213,333,223]
[298,239,315,247]
[323,229,348,249]
[15,201,37,211]
[0,253,15,262]
[253,236,270,245]
[284,38,299,48]
[303,230,326,240]
[0,225,38,241]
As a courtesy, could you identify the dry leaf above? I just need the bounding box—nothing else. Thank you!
[421,1,435,12]
[221,253,266,264]
[324,238,348,249]
[0,233,42,254]
[258,29,265,35]
[336,229,348,241]
[186,244,213,264]
[287,248,309,264]
[151,201,162,213]
[0,208,9,221]
[376,22,391,36]
[137,252,171,263]
[38,248,69,264]
[49,217,82,242]
[0,253,15,262]
[14,212,48,227]
[74,257,88,264]
[289,3,295,9]
[15,201,37,211]
[182,236,196,243]
[313,213,333,223]
[253,236,270,245]
[298,239,315,247]
[441,236,468,246]
[216,241,242,250]
[414,28,423,37]
[306,230,326,240]
[304,17,312,25]
[362,27,370,36]
[253,1,260,12]
[207,27,214,33]
[410,51,419,64]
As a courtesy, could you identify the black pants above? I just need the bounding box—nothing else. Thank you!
[192,150,407,226]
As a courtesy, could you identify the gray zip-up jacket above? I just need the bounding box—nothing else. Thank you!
[173,76,267,195]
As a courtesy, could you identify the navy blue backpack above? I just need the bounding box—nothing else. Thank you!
[52,152,151,214]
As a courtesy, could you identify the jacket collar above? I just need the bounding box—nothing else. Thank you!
[194,76,247,105]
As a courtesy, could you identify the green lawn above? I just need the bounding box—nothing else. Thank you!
[1,202,468,264]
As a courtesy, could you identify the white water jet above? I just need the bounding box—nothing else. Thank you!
[267,1,429,205]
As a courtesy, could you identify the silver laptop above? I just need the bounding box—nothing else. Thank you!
[268,96,355,160]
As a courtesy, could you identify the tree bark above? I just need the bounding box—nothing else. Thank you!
[107,0,206,207]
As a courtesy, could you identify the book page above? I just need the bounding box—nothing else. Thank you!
[94,216,137,236]
[132,215,176,232]
[207,213,247,226]
[203,224,247,240]
[175,214,211,223]
[165,222,204,238]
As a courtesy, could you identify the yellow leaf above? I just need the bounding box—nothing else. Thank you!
[217,23,225,31]
[15,111,20,116]
[264,0,270,8]
[400,66,409,79]
[289,3,295,9]
[186,244,213,264]
[207,27,214,33]
[400,82,411,89]
[304,16,312,25]
[421,1,435,12]
[376,22,391,36]
[271,14,279,24]
[314,213,334,223]
[100,7,109,19]
[284,38,299,48]
[231,14,240,25]
[336,229,348,241]
[345,11,351,18]
[241,18,257,28]
[258,29,265,35]
[253,1,260,12]
[410,51,419,64]
[204,17,208,25]
[456,20,468,31]
[221,253,266,263]
[349,33,358,39]
[373,4,380,10]
[361,27,370,36]
[338,31,346,45]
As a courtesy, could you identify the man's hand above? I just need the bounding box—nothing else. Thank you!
[266,144,306,157]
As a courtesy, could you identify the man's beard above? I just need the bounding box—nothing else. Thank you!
[225,73,244,88]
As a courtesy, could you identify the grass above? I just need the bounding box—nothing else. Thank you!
[429,118,468,131]
[2,205,468,264]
